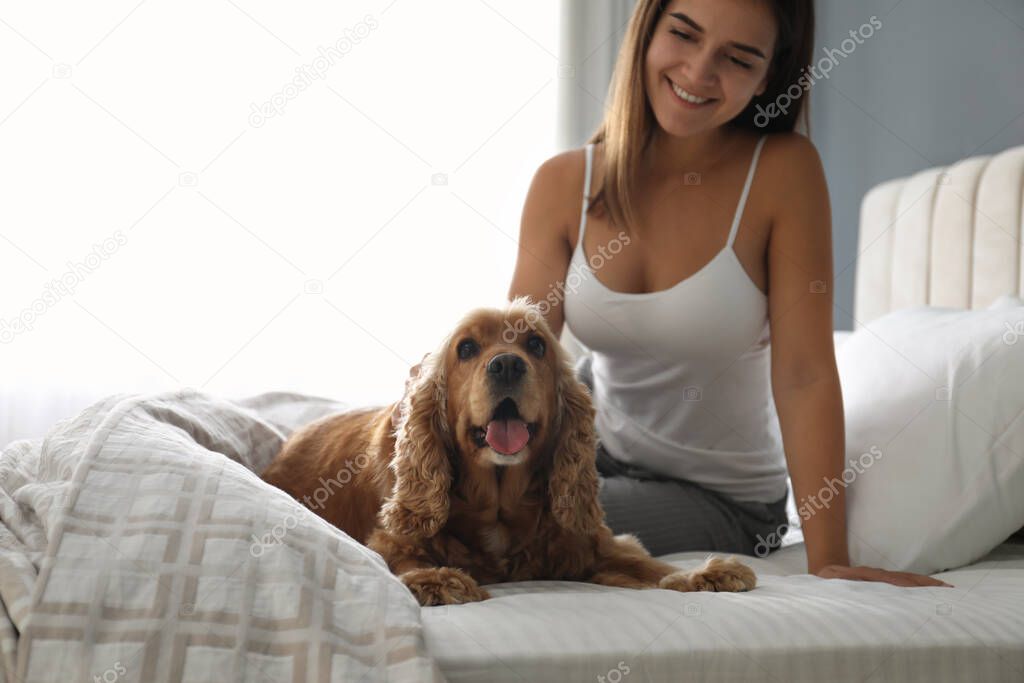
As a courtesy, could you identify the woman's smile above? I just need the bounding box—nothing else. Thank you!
[667,76,717,108]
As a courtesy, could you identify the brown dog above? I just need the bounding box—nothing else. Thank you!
[261,297,756,606]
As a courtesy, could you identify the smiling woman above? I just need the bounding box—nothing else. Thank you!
[508,0,951,589]
[607,0,815,235]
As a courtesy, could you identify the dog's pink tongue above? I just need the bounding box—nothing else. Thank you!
[485,418,530,455]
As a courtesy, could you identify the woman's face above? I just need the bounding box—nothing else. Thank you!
[645,0,777,137]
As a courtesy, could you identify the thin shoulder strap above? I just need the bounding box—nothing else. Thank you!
[726,135,768,247]
[579,143,594,242]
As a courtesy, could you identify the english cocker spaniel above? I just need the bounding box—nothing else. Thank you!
[261,297,756,606]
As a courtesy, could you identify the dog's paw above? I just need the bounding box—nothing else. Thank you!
[659,556,757,593]
[658,570,696,592]
[400,566,491,606]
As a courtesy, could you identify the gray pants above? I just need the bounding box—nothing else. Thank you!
[576,354,790,558]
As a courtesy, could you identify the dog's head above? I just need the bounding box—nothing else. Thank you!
[381,296,603,539]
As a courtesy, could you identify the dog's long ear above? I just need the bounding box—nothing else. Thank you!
[380,351,452,538]
[548,352,604,537]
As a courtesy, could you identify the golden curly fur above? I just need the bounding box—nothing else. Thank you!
[261,297,756,605]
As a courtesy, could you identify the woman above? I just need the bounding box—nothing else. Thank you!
[506,0,949,587]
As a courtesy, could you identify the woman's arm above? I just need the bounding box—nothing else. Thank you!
[507,150,583,339]
[764,134,949,587]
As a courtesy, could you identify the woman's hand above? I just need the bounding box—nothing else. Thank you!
[391,353,428,430]
[814,564,952,587]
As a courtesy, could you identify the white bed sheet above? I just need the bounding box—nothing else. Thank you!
[423,538,1024,682]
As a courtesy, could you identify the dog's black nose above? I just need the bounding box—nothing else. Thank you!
[487,353,527,386]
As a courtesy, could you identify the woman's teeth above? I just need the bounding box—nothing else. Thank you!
[670,80,712,105]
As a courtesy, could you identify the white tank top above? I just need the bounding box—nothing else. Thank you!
[563,135,788,503]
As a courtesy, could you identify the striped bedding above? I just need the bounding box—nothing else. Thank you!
[425,540,1024,682]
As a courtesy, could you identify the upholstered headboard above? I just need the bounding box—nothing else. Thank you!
[854,144,1024,330]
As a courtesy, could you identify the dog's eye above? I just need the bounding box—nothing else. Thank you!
[456,339,479,360]
[526,335,545,357]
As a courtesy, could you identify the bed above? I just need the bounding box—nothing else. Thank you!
[422,539,1024,682]
[1,143,1022,682]
[421,141,1024,682]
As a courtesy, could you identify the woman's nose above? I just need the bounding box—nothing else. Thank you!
[680,47,717,88]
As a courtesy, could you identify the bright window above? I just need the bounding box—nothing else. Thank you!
[0,1,561,438]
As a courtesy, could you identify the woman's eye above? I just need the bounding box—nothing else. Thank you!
[669,27,751,70]
[526,336,545,357]
[457,339,478,360]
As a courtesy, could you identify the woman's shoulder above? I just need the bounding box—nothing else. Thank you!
[754,131,830,232]
[754,131,827,204]
[758,131,824,178]
[530,143,602,211]
[537,142,599,180]
[521,144,597,249]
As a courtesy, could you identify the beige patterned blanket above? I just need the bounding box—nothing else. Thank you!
[0,389,446,683]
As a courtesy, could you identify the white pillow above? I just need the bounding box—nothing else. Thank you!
[836,295,1024,574]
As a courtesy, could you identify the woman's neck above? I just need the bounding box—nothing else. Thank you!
[643,125,740,180]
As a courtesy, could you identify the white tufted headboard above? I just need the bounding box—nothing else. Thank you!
[854,144,1024,330]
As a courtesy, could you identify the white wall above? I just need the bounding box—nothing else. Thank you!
[0,0,561,444]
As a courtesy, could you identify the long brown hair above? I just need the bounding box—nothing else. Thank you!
[587,0,815,235]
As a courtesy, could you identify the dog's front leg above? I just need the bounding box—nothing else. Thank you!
[589,532,756,592]
[398,566,491,606]
[587,532,685,588]
[658,555,757,592]
[367,529,491,606]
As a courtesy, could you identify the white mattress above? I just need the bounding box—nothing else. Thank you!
[423,538,1024,682]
